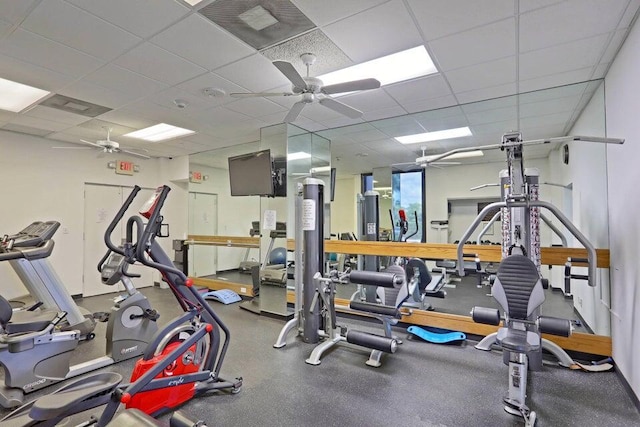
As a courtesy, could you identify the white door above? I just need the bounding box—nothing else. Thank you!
[188,192,217,277]
[83,184,154,297]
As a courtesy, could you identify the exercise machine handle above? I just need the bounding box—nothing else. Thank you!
[457,201,506,276]
[104,185,141,257]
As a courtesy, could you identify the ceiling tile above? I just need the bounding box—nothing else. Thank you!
[92,109,156,130]
[151,14,255,71]
[518,67,594,93]
[2,124,52,136]
[22,0,141,61]
[371,116,425,136]
[455,82,517,104]
[176,72,247,105]
[520,111,572,128]
[58,81,138,109]
[407,0,514,41]
[0,29,104,78]
[362,106,408,122]
[384,74,453,104]
[292,0,389,26]
[0,110,17,122]
[519,34,609,81]
[0,0,40,24]
[519,96,581,118]
[429,18,515,71]
[114,42,207,86]
[316,115,364,129]
[414,114,469,133]
[215,54,292,93]
[0,52,75,92]
[340,90,399,112]
[445,57,516,93]
[619,0,640,28]
[226,98,287,118]
[519,0,565,13]
[592,62,610,79]
[0,19,11,38]
[191,106,252,126]
[24,105,93,126]
[519,0,629,53]
[600,29,629,64]
[322,0,423,62]
[465,106,518,125]
[461,95,517,114]
[82,64,168,100]
[7,114,71,132]
[470,119,519,136]
[145,87,217,112]
[402,95,458,114]
[66,0,190,38]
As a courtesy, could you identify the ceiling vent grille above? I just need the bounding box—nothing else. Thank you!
[39,94,112,117]
[198,0,316,50]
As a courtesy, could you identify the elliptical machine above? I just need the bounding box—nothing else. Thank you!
[0,226,160,409]
[0,185,242,425]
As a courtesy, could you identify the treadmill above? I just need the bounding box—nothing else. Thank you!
[1,221,96,336]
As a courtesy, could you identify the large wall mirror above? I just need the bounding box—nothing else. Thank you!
[319,79,611,337]
[187,79,610,343]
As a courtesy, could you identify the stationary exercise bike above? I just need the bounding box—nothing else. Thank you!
[0,185,242,425]
[0,232,159,409]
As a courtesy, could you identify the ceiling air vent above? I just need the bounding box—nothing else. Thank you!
[198,0,316,50]
[39,94,112,117]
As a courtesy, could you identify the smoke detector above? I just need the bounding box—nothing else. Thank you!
[203,87,226,98]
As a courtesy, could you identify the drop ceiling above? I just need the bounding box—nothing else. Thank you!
[0,0,637,172]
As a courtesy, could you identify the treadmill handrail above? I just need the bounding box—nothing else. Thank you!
[0,240,55,261]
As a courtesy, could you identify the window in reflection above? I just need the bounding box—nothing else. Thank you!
[391,170,425,242]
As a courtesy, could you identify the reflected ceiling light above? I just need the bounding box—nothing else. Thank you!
[395,126,472,144]
[373,186,392,192]
[0,77,50,112]
[317,46,437,93]
[124,123,195,142]
[310,166,331,173]
[418,150,484,163]
[288,151,311,161]
[184,0,205,6]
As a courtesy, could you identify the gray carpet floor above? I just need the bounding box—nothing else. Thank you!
[1,287,638,426]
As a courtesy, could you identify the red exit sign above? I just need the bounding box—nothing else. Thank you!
[115,160,135,175]
[190,171,203,183]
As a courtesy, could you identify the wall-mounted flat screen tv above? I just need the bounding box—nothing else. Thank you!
[228,149,274,197]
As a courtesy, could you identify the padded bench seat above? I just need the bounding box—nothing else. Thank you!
[5,309,58,334]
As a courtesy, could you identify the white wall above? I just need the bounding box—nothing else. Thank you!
[188,164,260,271]
[544,83,611,335]
[603,16,640,401]
[331,176,359,237]
[0,130,188,298]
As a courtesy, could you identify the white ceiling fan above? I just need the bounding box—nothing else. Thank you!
[230,53,381,123]
[394,146,461,170]
[53,127,150,159]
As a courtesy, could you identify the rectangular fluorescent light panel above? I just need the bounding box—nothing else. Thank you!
[239,5,278,31]
[0,77,50,112]
[317,46,437,93]
[310,166,331,173]
[125,123,195,142]
[418,150,484,163]
[395,127,472,144]
[184,0,205,6]
[288,151,311,161]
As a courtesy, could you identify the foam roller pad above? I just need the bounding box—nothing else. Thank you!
[349,271,401,288]
[538,316,571,337]
[472,306,500,325]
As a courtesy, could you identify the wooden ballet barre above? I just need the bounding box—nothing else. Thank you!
[186,235,260,248]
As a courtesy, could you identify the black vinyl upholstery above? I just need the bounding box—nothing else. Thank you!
[0,295,13,326]
[496,255,540,320]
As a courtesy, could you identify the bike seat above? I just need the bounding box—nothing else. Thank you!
[29,372,122,421]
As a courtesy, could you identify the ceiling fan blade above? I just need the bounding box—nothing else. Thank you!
[52,146,92,150]
[431,161,461,165]
[121,149,151,160]
[319,97,363,119]
[229,92,296,98]
[321,78,381,95]
[80,139,102,148]
[283,101,306,123]
[273,61,307,90]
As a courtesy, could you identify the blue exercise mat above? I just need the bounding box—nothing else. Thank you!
[407,325,466,344]
[200,289,242,305]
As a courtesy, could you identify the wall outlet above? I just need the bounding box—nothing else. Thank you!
[240,287,247,294]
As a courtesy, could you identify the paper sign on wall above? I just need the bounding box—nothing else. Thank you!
[263,210,276,230]
[302,199,316,231]
[367,223,376,235]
